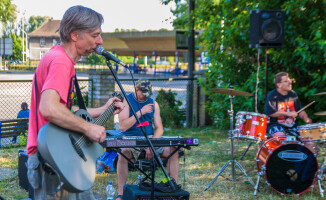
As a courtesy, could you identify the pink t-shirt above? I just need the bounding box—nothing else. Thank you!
[27,45,76,155]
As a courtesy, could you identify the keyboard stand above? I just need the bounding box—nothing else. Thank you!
[113,145,183,183]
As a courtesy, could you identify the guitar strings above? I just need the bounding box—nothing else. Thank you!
[74,98,120,149]
[74,106,115,148]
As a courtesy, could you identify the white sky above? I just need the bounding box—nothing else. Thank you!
[12,0,176,32]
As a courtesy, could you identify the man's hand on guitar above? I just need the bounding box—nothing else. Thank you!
[85,123,106,143]
[104,96,124,115]
[114,102,124,115]
[104,96,121,108]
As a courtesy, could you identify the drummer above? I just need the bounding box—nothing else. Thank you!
[264,72,312,138]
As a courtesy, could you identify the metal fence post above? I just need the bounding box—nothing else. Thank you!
[90,79,94,108]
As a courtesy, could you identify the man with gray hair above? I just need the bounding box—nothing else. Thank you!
[26,5,123,199]
[116,79,179,200]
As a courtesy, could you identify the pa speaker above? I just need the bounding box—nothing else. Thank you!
[249,9,284,48]
[18,149,34,199]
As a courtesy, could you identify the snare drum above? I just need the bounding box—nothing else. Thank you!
[298,122,326,143]
[256,136,318,195]
[235,111,269,141]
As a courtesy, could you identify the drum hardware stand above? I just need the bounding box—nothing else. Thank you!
[240,142,254,160]
[317,165,326,197]
[205,95,255,191]
[253,171,263,196]
[240,139,264,160]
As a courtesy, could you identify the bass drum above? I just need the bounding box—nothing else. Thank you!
[256,136,318,195]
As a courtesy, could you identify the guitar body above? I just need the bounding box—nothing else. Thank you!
[37,93,123,192]
[37,111,104,193]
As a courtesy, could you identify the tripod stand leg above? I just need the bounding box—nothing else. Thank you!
[204,160,232,191]
[254,172,262,196]
[318,167,325,198]
[318,179,324,198]
[240,142,253,160]
[233,161,255,186]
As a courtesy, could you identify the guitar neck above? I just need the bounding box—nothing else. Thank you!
[94,104,115,126]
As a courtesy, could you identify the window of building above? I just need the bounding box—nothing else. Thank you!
[40,51,46,59]
[53,39,58,46]
[40,38,46,47]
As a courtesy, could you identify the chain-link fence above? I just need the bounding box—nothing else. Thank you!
[0,79,91,147]
[113,78,193,129]
[116,78,189,106]
[0,78,196,147]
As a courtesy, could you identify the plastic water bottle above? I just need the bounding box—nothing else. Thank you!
[106,181,115,200]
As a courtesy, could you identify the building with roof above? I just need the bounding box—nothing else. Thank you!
[28,20,60,61]
[28,20,197,61]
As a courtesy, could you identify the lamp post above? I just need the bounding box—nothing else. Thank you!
[22,30,28,63]
[186,0,195,127]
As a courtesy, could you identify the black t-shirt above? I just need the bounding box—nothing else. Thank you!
[264,89,302,127]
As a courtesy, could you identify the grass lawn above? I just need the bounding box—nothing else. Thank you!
[0,127,325,199]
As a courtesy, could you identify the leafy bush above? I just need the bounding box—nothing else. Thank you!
[18,131,28,146]
[156,89,184,128]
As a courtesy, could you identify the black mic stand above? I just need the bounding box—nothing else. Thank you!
[104,60,177,194]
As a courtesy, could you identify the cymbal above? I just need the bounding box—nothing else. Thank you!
[210,88,253,97]
[315,92,326,96]
[314,111,326,116]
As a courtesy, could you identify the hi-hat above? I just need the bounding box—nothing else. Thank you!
[314,111,326,116]
[315,92,326,96]
[210,88,253,97]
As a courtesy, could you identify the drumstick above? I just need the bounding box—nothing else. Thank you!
[297,101,315,114]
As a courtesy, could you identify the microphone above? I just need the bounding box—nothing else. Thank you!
[95,46,127,67]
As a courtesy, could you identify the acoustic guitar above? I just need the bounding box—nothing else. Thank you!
[37,93,123,192]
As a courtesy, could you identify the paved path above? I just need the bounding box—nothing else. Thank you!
[0,167,16,181]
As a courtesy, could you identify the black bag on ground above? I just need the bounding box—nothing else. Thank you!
[138,179,181,193]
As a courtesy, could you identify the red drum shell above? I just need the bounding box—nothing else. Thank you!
[235,112,268,141]
[256,137,318,195]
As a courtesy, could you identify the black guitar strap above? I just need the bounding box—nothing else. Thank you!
[34,74,46,164]
[74,75,87,110]
[34,74,39,135]
[34,74,86,133]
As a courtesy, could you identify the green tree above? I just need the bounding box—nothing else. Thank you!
[9,33,22,60]
[25,15,52,33]
[166,0,326,129]
[85,53,135,66]
[85,53,107,65]
[0,0,16,29]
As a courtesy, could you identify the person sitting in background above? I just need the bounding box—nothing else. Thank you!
[18,102,30,118]
[12,102,30,144]
[115,80,179,200]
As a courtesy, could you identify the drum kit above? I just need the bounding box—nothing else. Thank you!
[205,88,326,197]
